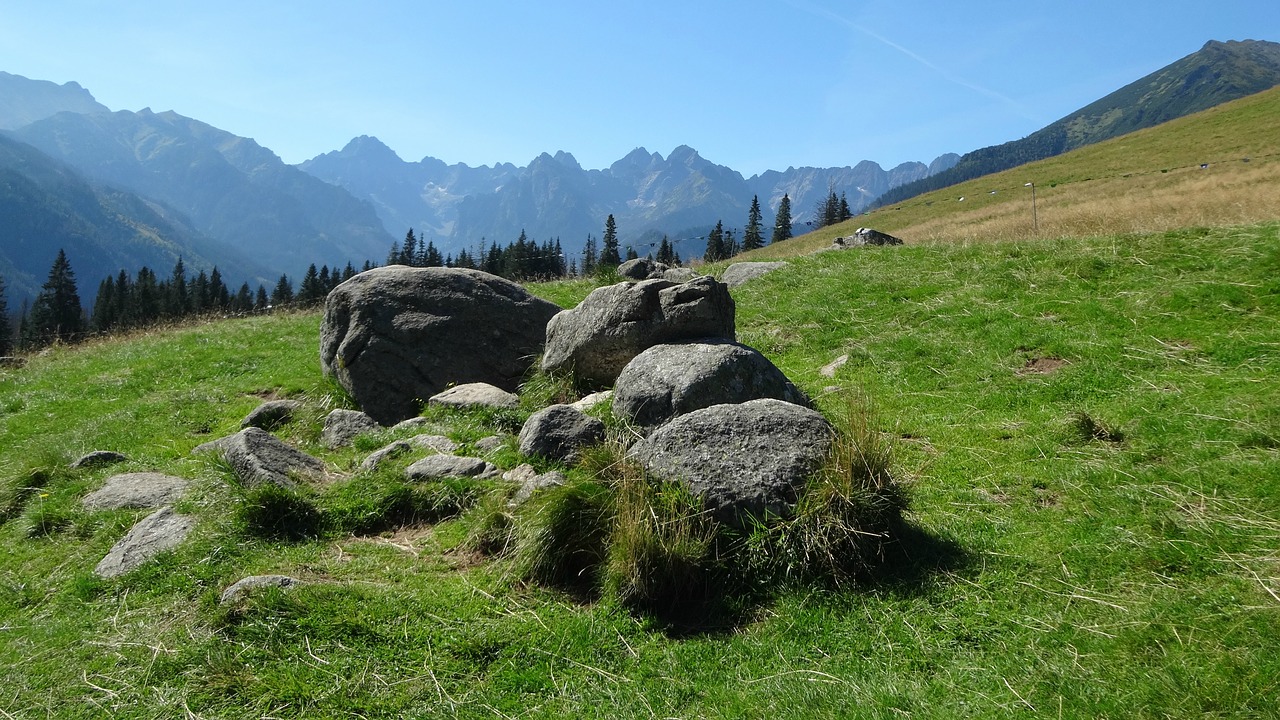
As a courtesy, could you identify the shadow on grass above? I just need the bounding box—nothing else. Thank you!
[642,518,971,638]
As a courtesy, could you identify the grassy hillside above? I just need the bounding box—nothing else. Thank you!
[2,217,1277,716]
[746,84,1280,259]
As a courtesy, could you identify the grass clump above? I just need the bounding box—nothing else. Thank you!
[234,482,323,541]
[515,478,614,591]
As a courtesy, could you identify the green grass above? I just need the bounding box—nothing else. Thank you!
[2,223,1278,717]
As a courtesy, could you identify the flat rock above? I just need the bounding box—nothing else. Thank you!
[70,450,129,470]
[221,427,326,488]
[617,258,669,280]
[819,354,849,378]
[82,472,191,510]
[428,383,520,410]
[662,268,698,283]
[322,409,381,449]
[219,575,301,604]
[408,434,459,453]
[570,390,613,412]
[94,507,195,578]
[832,228,904,248]
[359,440,413,472]
[628,398,834,523]
[405,454,500,481]
[241,399,303,430]
[473,436,506,454]
[721,261,787,288]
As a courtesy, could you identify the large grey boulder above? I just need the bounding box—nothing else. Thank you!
[82,472,191,510]
[628,399,834,522]
[613,340,810,431]
[320,266,561,425]
[428,383,520,410]
[541,276,735,387]
[322,409,381,449]
[94,506,195,578]
[518,404,606,464]
[220,427,326,488]
[721,262,787,288]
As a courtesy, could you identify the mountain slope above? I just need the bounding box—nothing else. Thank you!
[9,109,394,277]
[0,71,109,130]
[875,39,1280,208]
[0,134,270,304]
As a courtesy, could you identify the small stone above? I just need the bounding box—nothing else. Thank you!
[569,390,613,412]
[408,434,459,454]
[819,354,849,379]
[721,261,788,288]
[219,575,300,604]
[241,399,303,430]
[70,450,129,470]
[428,383,520,410]
[359,440,413,472]
[518,405,605,464]
[473,436,505,454]
[322,409,381,449]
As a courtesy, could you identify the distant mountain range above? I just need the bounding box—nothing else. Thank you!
[301,138,960,258]
[2,37,1277,304]
[876,39,1280,208]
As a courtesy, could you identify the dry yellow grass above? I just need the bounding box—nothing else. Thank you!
[744,85,1280,258]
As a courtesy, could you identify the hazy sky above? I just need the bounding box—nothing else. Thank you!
[1,1,1275,175]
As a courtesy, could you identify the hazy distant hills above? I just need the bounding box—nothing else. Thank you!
[0,133,271,303]
[877,39,1280,207]
[8,108,393,277]
[301,137,960,257]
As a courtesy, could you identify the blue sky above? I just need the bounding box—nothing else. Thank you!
[1,1,1275,175]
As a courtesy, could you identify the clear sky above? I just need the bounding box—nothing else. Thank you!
[1,1,1275,176]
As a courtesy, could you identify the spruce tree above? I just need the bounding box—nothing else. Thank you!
[298,264,325,305]
[234,283,253,312]
[704,221,725,262]
[0,275,12,355]
[582,234,598,276]
[133,267,161,326]
[771,194,793,244]
[255,285,269,311]
[657,236,674,265]
[91,276,117,331]
[165,258,189,318]
[270,274,294,307]
[599,215,621,268]
[27,249,83,346]
[743,195,764,251]
[839,192,852,222]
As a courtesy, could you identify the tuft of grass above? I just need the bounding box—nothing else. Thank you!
[234,482,323,541]
[514,478,614,591]
[604,468,720,621]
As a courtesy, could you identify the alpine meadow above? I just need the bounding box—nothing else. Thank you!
[3,67,1280,720]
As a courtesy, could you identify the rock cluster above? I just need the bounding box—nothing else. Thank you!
[80,268,833,579]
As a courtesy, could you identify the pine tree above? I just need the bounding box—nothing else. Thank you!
[0,274,13,355]
[771,194,793,244]
[401,229,419,266]
[656,236,674,265]
[270,274,293,307]
[599,215,621,268]
[209,267,230,310]
[624,245,639,261]
[27,249,83,346]
[191,270,211,315]
[91,275,117,331]
[582,234,598,276]
[133,267,161,326]
[839,192,852,222]
[297,264,325,305]
[704,220,725,262]
[255,285,269,311]
[743,195,764,251]
[386,241,402,266]
[165,258,189,318]
[233,283,253,312]
[724,228,739,258]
